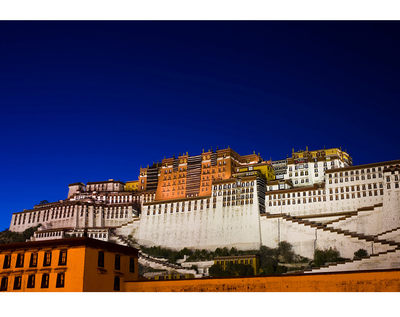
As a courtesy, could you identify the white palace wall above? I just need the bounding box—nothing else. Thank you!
[9,202,136,232]
[134,180,262,251]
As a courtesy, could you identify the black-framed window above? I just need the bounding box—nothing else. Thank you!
[27,274,35,288]
[41,273,49,288]
[56,272,65,288]
[129,257,135,273]
[13,276,22,290]
[43,252,52,267]
[98,251,104,267]
[16,254,24,268]
[113,276,120,291]
[114,254,120,270]
[58,250,67,266]
[29,253,38,268]
[0,277,8,291]
[3,255,11,269]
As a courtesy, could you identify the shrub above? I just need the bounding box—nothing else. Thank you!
[209,263,254,277]
[354,249,368,260]
[0,225,41,244]
[277,241,295,263]
[313,248,341,267]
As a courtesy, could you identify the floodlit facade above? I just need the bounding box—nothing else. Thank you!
[6,147,400,274]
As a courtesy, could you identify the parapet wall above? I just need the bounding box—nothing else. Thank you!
[125,269,400,292]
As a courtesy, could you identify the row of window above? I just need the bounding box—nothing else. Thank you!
[213,182,254,191]
[97,251,135,273]
[148,198,255,213]
[268,190,384,206]
[329,167,383,178]
[14,205,133,226]
[328,174,382,184]
[215,188,254,197]
[288,161,336,171]
[329,183,382,194]
[35,231,64,238]
[216,259,254,265]
[387,175,399,182]
[3,250,67,269]
[267,190,325,200]
[222,200,253,207]
[0,273,65,291]
[220,194,254,202]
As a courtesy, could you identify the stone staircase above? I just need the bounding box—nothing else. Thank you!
[325,203,382,228]
[265,210,400,261]
[376,226,400,238]
[323,211,358,225]
[271,204,400,274]
[276,212,399,251]
[302,246,400,273]
[118,217,140,229]
[109,229,197,275]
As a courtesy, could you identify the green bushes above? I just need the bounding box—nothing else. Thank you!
[0,225,41,245]
[141,241,306,276]
[313,248,345,267]
[353,249,368,260]
[209,263,254,277]
[140,245,260,263]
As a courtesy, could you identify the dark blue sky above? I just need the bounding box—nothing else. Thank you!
[0,21,399,229]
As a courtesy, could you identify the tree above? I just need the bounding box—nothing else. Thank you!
[209,263,255,277]
[277,241,295,263]
[314,248,341,267]
[229,247,239,256]
[209,264,228,277]
[39,200,49,205]
[0,225,41,244]
[354,249,368,260]
[221,247,229,256]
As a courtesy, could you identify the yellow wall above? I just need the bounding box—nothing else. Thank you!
[125,181,139,191]
[125,270,400,292]
[292,148,351,162]
[82,247,138,292]
[215,256,259,275]
[0,246,86,292]
[237,164,275,181]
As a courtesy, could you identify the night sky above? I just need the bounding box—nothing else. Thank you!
[0,21,399,229]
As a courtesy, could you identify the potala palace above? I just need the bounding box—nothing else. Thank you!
[8,147,400,274]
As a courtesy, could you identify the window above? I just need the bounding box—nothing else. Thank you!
[3,255,11,269]
[98,251,105,267]
[129,257,135,273]
[56,272,65,288]
[43,252,52,267]
[27,274,35,288]
[114,276,120,291]
[115,254,121,270]
[58,250,67,266]
[16,253,24,268]
[41,274,49,288]
[13,276,22,290]
[29,253,38,268]
[0,277,8,291]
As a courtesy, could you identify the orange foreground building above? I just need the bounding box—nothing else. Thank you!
[0,238,138,292]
